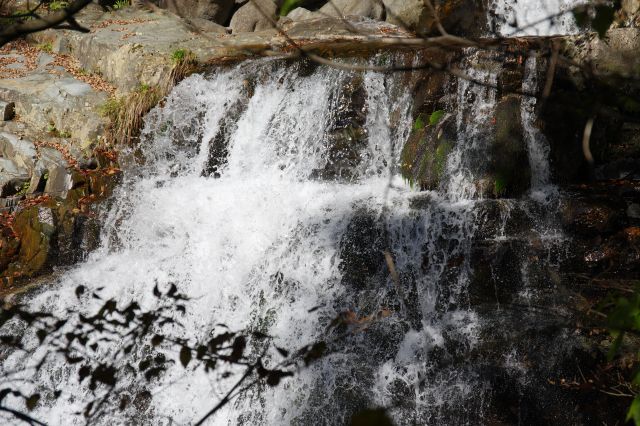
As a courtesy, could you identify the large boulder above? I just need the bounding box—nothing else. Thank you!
[436,0,489,37]
[382,0,489,37]
[156,0,235,24]
[286,7,321,21]
[318,0,385,20]
[230,0,278,33]
[383,0,435,35]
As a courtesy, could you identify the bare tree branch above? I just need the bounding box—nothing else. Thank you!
[0,0,93,47]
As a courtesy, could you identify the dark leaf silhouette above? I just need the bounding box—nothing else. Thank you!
[25,394,40,411]
[196,345,207,359]
[180,346,191,368]
[144,366,165,381]
[0,388,11,402]
[303,341,327,365]
[78,365,91,382]
[167,283,178,297]
[151,335,164,347]
[266,370,293,387]
[350,408,394,426]
[90,364,117,388]
[209,332,235,350]
[119,396,129,411]
[139,358,152,372]
[230,336,246,362]
[75,285,86,299]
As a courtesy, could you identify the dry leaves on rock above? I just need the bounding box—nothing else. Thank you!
[90,18,151,32]
[34,140,79,171]
[0,40,38,78]
[49,53,116,95]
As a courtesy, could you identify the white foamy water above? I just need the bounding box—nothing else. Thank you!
[491,0,584,35]
[521,55,560,205]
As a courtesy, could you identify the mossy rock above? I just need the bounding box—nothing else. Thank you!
[0,233,19,273]
[400,111,455,190]
[9,205,57,278]
[489,94,531,198]
[0,168,120,283]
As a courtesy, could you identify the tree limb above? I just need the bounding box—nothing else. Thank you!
[0,0,93,47]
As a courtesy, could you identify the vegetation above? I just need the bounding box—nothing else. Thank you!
[48,1,69,12]
[429,110,445,127]
[99,49,197,145]
[47,121,72,139]
[112,0,129,10]
[0,284,383,424]
[37,42,52,53]
[170,48,192,65]
[604,288,640,424]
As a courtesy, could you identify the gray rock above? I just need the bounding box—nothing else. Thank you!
[36,53,55,69]
[0,156,30,197]
[383,0,434,34]
[30,147,71,195]
[286,7,322,21]
[319,0,385,20]
[5,62,26,70]
[157,0,235,24]
[185,17,229,33]
[43,166,72,197]
[0,132,73,197]
[623,0,640,16]
[0,158,29,178]
[230,0,278,33]
[0,70,107,146]
[0,132,37,171]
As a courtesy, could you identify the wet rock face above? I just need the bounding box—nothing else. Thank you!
[540,29,640,185]
[561,181,640,276]
[561,197,626,236]
[312,74,368,181]
[435,0,490,37]
[0,163,120,287]
[490,94,531,197]
[338,209,387,290]
[400,112,457,190]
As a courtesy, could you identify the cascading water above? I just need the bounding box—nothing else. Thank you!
[2,45,573,424]
[491,0,584,35]
[521,56,560,205]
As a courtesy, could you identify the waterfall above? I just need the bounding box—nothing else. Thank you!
[521,55,559,205]
[0,48,571,424]
[1,59,418,425]
[491,0,584,35]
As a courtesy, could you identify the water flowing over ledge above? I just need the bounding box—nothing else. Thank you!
[0,47,581,424]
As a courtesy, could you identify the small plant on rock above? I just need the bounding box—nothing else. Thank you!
[113,0,129,10]
[38,42,53,53]
[48,1,69,11]
[171,48,188,64]
[47,121,71,138]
